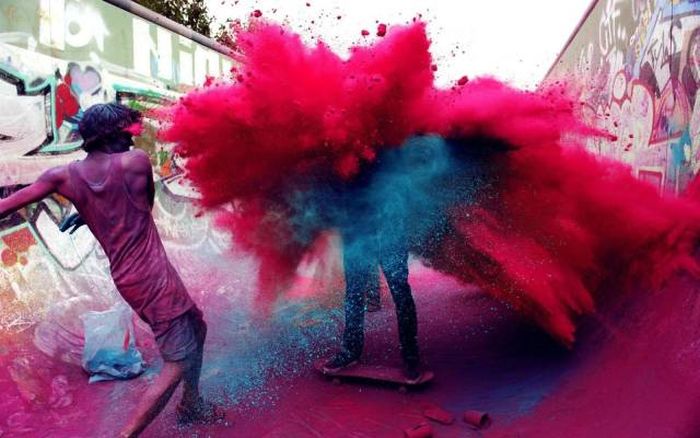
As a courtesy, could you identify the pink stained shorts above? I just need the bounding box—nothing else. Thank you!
[151,307,207,362]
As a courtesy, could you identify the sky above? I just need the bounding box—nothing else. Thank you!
[205,0,594,89]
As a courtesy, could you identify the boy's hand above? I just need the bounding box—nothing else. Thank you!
[59,213,86,234]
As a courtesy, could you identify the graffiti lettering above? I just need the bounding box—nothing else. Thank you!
[551,0,700,196]
[39,0,109,52]
[599,0,626,55]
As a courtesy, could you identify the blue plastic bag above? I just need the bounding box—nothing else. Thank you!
[80,303,145,383]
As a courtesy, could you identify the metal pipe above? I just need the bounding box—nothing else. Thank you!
[101,0,232,56]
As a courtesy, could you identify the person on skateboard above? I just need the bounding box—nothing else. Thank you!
[0,103,223,436]
[322,149,422,383]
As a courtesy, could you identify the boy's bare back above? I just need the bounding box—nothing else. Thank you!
[45,149,154,210]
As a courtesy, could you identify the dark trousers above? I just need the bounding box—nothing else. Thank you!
[365,267,381,306]
[341,239,419,364]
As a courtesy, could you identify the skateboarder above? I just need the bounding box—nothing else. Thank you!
[0,103,222,436]
[322,149,421,382]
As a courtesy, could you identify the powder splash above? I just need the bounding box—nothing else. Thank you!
[161,21,700,346]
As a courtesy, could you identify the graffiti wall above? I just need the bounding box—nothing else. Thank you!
[0,0,232,332]
[546,0,700,195]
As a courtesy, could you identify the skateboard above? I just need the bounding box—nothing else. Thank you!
[314,360,434,392]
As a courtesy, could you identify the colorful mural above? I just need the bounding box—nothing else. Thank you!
[546,0,700,195]
[0,0,232,333]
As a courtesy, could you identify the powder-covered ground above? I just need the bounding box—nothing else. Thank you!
[2,238,699,437]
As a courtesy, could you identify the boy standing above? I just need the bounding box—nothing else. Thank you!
[0,103,221,436]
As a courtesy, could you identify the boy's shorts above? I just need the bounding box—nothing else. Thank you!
[152,306,207,362]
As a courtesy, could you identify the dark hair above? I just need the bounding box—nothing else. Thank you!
[79,103,141,151]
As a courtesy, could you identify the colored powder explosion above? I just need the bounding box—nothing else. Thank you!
[161,20,700,346]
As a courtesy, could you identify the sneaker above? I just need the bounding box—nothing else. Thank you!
[176,398,226,426]
[322,350,360,373]
[403,360,422,384]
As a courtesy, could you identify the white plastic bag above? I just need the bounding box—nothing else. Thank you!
[80,303,145,383]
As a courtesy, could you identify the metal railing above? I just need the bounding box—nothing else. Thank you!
[102,0,232,56]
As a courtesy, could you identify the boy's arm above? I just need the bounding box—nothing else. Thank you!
[0,168,64,219]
